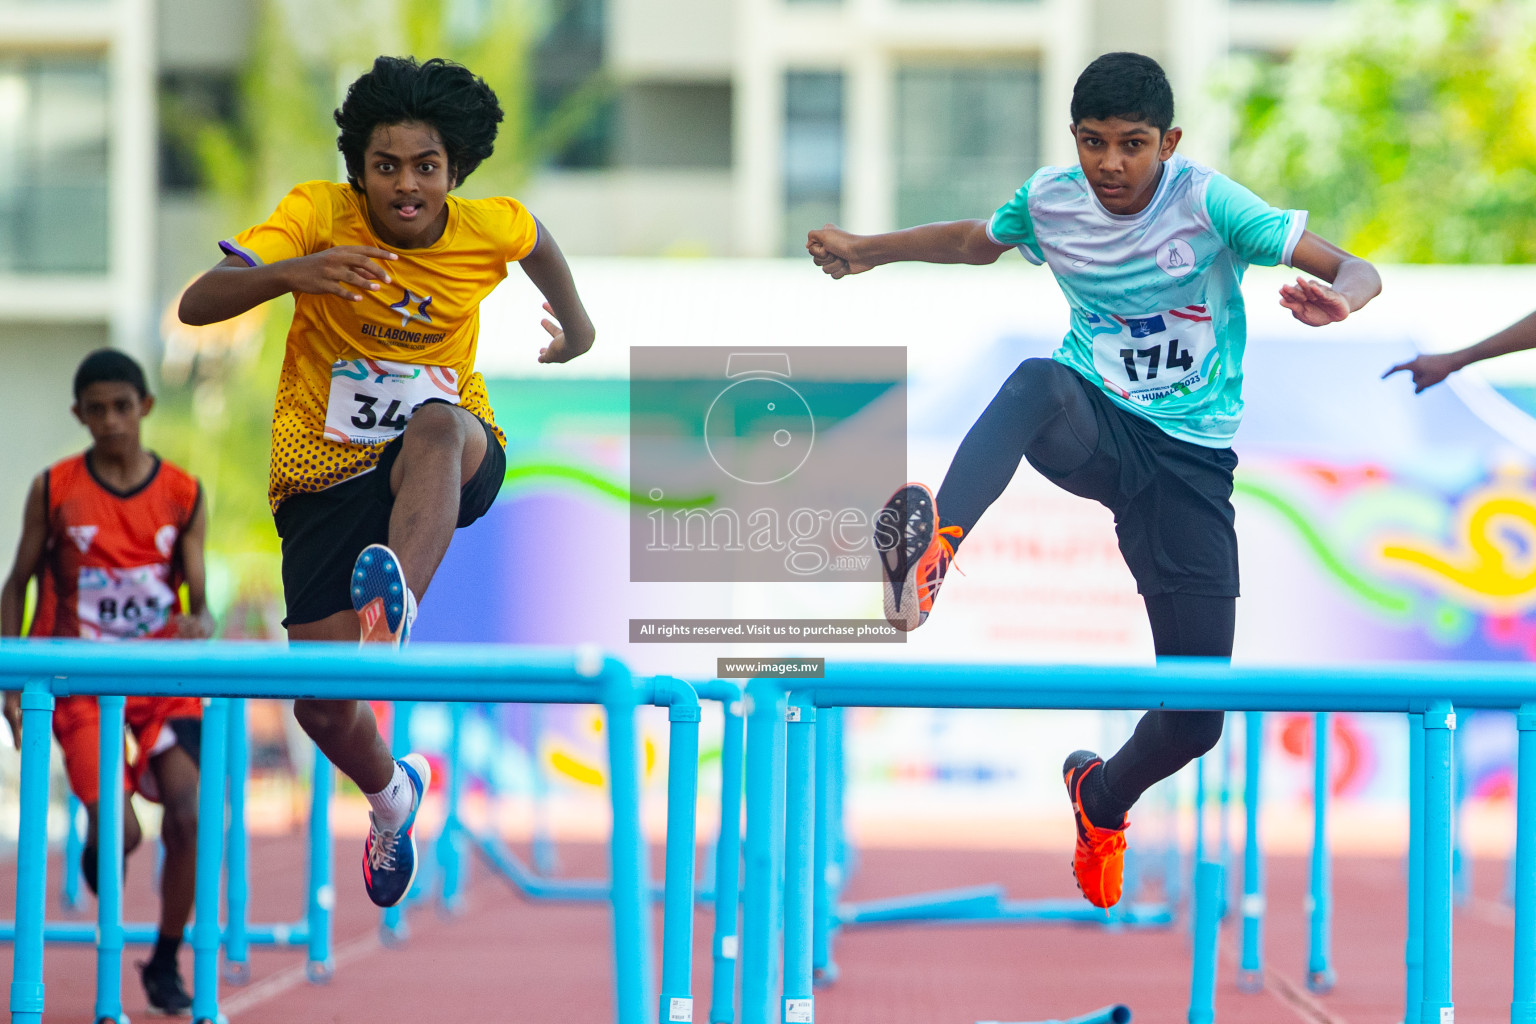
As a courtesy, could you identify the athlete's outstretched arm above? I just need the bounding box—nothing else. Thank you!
[1279,231,1381,327]
[1,474,48,747]
[173,493,213,639]
[1384,310,1536,394]
[806,221,1013,279]
[519,220,595,364]
[178,247,400,326]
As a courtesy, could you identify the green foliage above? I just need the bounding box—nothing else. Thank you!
[1224,0,1536,263]
[150,0,604,607]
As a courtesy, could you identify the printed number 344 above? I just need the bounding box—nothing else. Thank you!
[350,394,409,431]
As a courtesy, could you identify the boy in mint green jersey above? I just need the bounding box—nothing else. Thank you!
[807,52,1380,907]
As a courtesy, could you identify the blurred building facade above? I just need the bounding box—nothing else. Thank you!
[0,0,1336,548]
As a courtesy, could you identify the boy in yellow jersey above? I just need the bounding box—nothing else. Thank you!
[178,56,596,907]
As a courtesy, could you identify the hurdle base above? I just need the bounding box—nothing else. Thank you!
[977,1003,1131,1024]
[221,959,251,986]
[1235,968,1263,993]
[838,892,1173,929]
[813,963,840,987]
[306,959,335,985]
[1306,969,1335,995]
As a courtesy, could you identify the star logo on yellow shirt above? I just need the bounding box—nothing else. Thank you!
[390,289,435,328]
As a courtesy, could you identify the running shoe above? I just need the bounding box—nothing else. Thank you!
[1062,749,1130,909]
[874,483,962,631]
[362,753,431,908]
[352,543,411,648]
[140,957,192,1017]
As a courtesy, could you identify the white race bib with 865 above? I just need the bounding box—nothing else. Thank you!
[324,358,460,445]
[1089,304,1218,405]
[78,565,177,639]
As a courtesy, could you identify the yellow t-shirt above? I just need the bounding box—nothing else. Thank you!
[221,180,538,511]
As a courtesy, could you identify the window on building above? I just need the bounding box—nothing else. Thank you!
[615,82,732,170]
[0,56,110,274]
[783,71,843,256]
[894,63,1039,228]
[159,71,239,193]
[535,0,615,169]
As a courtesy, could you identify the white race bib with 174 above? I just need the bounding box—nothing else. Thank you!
[324,358,460,445]
[1090,304,1217,405]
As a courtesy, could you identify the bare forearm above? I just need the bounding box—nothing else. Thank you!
[1,579,25,637]
[849,220,1004,268]
[1452,310,1536,370]
[520,229,594,351]
[179,263,294,326]
[1330,257,1382,313]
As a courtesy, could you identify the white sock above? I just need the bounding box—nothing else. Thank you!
[365,761,414,829]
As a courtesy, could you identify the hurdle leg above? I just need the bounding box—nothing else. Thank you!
[62,792,84,910]
[93,695,127,1024]
[1453,711,1471,907]
[224,697,251,984]
[741,681,787,1024]
[436,701,467,914]
[191,697,229,1024]
[605,664,655,1024]
[302,744,334,981]
[531,702,559,874]
[1307,712,1335,993]
[658,688,701,1024]
[812,706,839,986]
[1511,705,1536,1024]
[1406,712,1424,1022]
[1187,860,1224,1024]
[782,695,816,1024]
[381,700,415,946]
[10,680,54,1024]
[709,688,746,1024]
[1420,700,1456,1024]
[1237,711,1264,992]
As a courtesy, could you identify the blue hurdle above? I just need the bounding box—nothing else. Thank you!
[0,640,701,1024]
[737,658,1536,1024]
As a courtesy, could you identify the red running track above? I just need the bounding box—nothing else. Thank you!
[0,835,1520,1023]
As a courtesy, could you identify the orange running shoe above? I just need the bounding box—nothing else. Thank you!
[1063,750,1129,909]
[874,484,962,631]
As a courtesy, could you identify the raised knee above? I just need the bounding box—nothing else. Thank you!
[402,401,464,447]
[293,698,336,736]
[1006,358,1067,406]
[1183,711,1225,760]
[160,801,198,851]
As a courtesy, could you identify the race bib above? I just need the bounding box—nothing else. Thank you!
[324,358,460,445]
[77,565,177,640]
[1089,305,1218,405]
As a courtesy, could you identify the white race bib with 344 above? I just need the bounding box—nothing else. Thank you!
[77,565,177,639]
[1089,305,1218,405]
[324,358,460,445]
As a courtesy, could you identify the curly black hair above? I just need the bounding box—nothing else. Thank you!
[334,56,504,190]
[1070,52,1174,132]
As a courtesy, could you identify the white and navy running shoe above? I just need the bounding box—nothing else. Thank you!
[352,543,412,648]
[362,753,431,908]
[874,483,962,631]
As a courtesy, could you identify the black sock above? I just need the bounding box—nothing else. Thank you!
[149,932,181,970]
[1082,759,1131,829]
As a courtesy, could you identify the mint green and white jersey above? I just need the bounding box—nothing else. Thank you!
[987,153,1307,447]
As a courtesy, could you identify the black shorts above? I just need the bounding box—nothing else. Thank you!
[274,412,506,627]
[1028,366,1239,598]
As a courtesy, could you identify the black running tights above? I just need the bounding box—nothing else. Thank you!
[930,357,1231,810]
[1101,594,1233,809]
